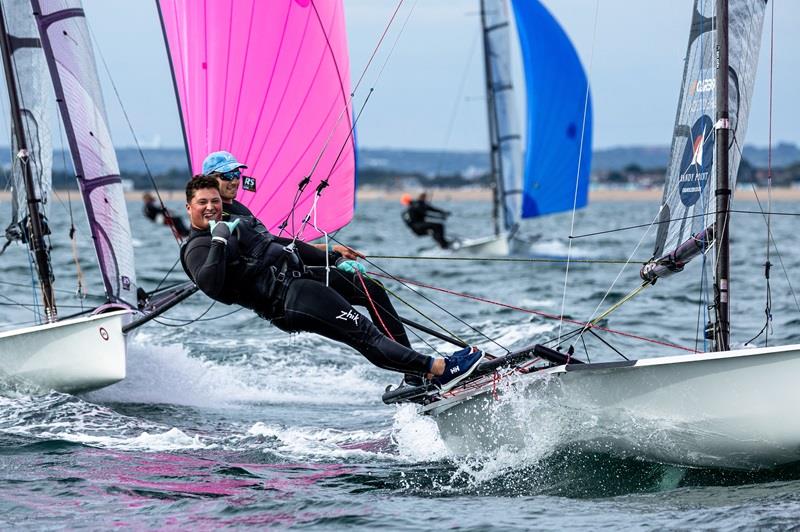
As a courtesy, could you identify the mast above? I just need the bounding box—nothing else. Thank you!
[0,2,56,321]
[479,0,503,236]
[714,0,730,351]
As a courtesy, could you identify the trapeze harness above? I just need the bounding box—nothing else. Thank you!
[180,215,305,319]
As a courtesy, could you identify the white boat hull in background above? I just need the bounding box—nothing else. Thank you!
[425,233,533,257]
[0,310,129,393]
[424,344,800,470]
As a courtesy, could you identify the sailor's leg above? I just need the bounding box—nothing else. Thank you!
[430,223,449,249]
[313,269,411,348]
[274,279,433,375]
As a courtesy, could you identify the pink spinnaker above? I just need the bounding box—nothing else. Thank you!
[158,0,355,240]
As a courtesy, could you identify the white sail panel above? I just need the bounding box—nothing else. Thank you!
[2,0,52,235]
[653,0,766,259]
[483,0,524,234]
[32,0,137,306]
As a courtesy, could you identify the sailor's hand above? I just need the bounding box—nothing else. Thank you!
[332,244,363,260]
[209,218,240,243]
[336,259,367,275]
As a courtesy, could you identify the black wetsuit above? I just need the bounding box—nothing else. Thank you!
[403,200,449,249]
[181,216,427,375]
[222,199,255,219]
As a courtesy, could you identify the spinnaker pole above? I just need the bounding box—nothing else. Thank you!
[0,2,56,321]
[714,0,730,351]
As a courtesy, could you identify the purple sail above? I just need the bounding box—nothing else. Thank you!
[32,0,138,308]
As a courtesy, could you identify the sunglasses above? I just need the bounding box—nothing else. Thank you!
[217,168,242,181]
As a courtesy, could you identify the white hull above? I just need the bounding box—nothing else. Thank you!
[423,344,800,470]
[0,310,129,393]
[425,233,533,257]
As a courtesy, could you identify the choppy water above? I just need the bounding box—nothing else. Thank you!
[1,194,800,529]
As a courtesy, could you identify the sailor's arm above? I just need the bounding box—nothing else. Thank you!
[424,204,449,217]
[183,238,228,298]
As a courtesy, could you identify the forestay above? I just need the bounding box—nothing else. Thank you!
[157,0,356,241]
[512,0,592,219]
[2,0,52,239]
[31,0,138,308]
[651,0,765,263]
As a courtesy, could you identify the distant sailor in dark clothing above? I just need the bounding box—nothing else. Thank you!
[180,176,483,390]
[401,192,451,249]
[142,191,190,238]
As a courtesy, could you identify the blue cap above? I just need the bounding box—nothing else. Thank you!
[202,151,248,175]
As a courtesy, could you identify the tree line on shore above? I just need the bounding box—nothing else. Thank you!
[46,158,800,192]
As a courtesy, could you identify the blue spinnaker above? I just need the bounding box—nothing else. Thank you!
[511,0,592,218]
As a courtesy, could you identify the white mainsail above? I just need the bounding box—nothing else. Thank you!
[32,0,138,309]
[481,0,524,235]
[2,0,52,240]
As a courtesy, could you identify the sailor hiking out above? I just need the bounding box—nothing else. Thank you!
[180,175,483,390]
[401,192,452,249]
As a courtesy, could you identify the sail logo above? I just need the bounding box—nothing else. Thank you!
[689,77,715,96]
[242,176,257,192]
[336,309,360,325]
[678,115,715,207]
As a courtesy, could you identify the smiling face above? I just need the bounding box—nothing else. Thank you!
[215,174,240,202]
[186,187,223,230]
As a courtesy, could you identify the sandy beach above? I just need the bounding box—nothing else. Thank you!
[2,186,799,203]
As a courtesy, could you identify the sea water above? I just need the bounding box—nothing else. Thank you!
[1,195,799,530]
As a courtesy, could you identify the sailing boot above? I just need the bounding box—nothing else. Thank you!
[432,346,484,392]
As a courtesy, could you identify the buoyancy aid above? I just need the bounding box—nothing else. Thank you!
[180,215,305,314]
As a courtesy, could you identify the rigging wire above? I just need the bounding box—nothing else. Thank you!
[570,208,800,240]
[86,22,183,250]
[431,28,480,180]
[368,270,698,354]
[324,234,511,354]
[558,0,600,344]
[289,0,421,242]
[754,0,776,347]
[277,0,414,240]
[365,254,637,264]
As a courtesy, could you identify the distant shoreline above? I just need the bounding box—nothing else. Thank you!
[2,186,799,203]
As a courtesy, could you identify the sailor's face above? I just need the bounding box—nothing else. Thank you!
[216,175,239,202]
[187,188,223,229]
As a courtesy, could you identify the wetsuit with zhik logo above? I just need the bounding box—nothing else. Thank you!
[181,215,432,375]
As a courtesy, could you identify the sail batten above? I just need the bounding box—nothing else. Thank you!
[32,0,138,307]
[159,0,355,241]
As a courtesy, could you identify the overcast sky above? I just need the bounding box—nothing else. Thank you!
[5,0,798,152]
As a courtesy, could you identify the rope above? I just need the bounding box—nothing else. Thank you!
[325,234,510,354]
[367,254,635,264]
[368,271,698,354]
[355,270,395,342]
[375,281,467,348]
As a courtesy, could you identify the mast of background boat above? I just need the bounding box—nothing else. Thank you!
[479,0,503,236]
[714,0,730,351]
[0,2,56,321]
